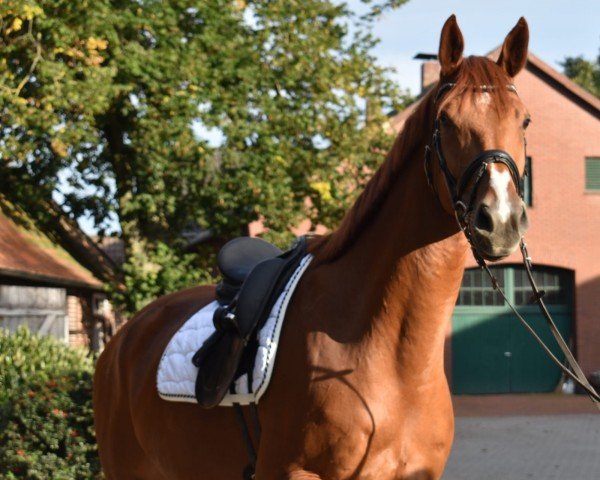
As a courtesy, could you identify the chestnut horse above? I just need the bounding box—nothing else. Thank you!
[94,16,531,479]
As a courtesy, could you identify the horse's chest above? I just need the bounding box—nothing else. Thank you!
[300,389,452,479]
[301,427,448,480]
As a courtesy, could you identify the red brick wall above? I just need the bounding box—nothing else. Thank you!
[463,66,600,374]
[67,295,89,347]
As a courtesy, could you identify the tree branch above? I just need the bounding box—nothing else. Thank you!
[14,21,42,96]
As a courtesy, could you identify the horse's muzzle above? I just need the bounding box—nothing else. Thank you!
[470,201,529,260]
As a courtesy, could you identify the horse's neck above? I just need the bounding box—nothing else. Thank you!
[328,148,468,382]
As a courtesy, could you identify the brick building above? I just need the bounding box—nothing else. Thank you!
[393,50,600,393]
[0,195,123,350]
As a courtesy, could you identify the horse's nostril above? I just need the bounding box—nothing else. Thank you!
[519,206,529,233]
[475,207,494,233]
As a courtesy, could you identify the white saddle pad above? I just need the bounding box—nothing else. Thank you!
[157,254,312,406]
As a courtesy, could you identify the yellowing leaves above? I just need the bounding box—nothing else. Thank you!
[51,138,68,158]
[22,5,44,20]
[86,37,108,51]
[310,181,333,203]
[86,54,105,66]
[61,38,109,66]
[6,17,22,34]
[65,47,85,59]
[2,4,43,34]
[233,0,247,11]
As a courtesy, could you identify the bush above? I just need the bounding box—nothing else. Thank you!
[0,327,101,479]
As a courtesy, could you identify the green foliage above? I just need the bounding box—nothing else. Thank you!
[562,50,600,98]
[113,240,217,311]
[0,0,412,313]
[0,328,100,479]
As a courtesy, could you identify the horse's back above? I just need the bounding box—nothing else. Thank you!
[94,285,246,479]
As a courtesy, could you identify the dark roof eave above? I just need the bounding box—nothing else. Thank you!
[46,201,122,284]
[0,268,106,291]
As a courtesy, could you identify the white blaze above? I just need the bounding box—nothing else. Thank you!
[489,165,512,222]
[476,92,491,107]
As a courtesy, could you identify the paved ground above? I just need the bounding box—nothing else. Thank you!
[443,395,600,480]
[452,394,599,417]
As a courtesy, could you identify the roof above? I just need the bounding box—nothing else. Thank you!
[0,196,117,290]
[390,49,600,132]
[41,200,123,288]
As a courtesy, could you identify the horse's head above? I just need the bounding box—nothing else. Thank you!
[429,15,530,261]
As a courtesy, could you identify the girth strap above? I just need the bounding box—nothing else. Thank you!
[232,402,260,480]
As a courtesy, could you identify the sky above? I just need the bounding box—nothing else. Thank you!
[355,0,600,94]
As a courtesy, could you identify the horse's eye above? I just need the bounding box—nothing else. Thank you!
[523,117,531,129]
[439,112,450,125]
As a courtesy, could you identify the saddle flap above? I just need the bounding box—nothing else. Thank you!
[193,330,246,408]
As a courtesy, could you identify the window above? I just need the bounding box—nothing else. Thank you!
[585,157,600,192]
[512,267,571,306]
[456,266,572,307]
[456,267,505,306]
[524,156,532,206]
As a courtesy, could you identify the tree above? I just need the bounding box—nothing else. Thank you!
[0,1,412,313]
[562,50,600,98]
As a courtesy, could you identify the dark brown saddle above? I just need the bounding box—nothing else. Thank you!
[192,236,307,408]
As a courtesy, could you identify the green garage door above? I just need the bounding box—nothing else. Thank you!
[452,266,573,394]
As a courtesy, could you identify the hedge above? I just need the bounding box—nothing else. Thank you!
[0,327,101,479]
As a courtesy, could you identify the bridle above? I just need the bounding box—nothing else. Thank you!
[426,82,600,408]
[424,82,525,266]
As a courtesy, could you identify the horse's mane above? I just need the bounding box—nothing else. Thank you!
[308,56,514,264]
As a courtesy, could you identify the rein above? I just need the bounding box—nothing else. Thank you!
[427,83,600,408]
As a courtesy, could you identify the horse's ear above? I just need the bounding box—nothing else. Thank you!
[497,17,529,77]
[438,15,464,77]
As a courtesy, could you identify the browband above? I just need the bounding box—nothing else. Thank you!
[434,82,518,104]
